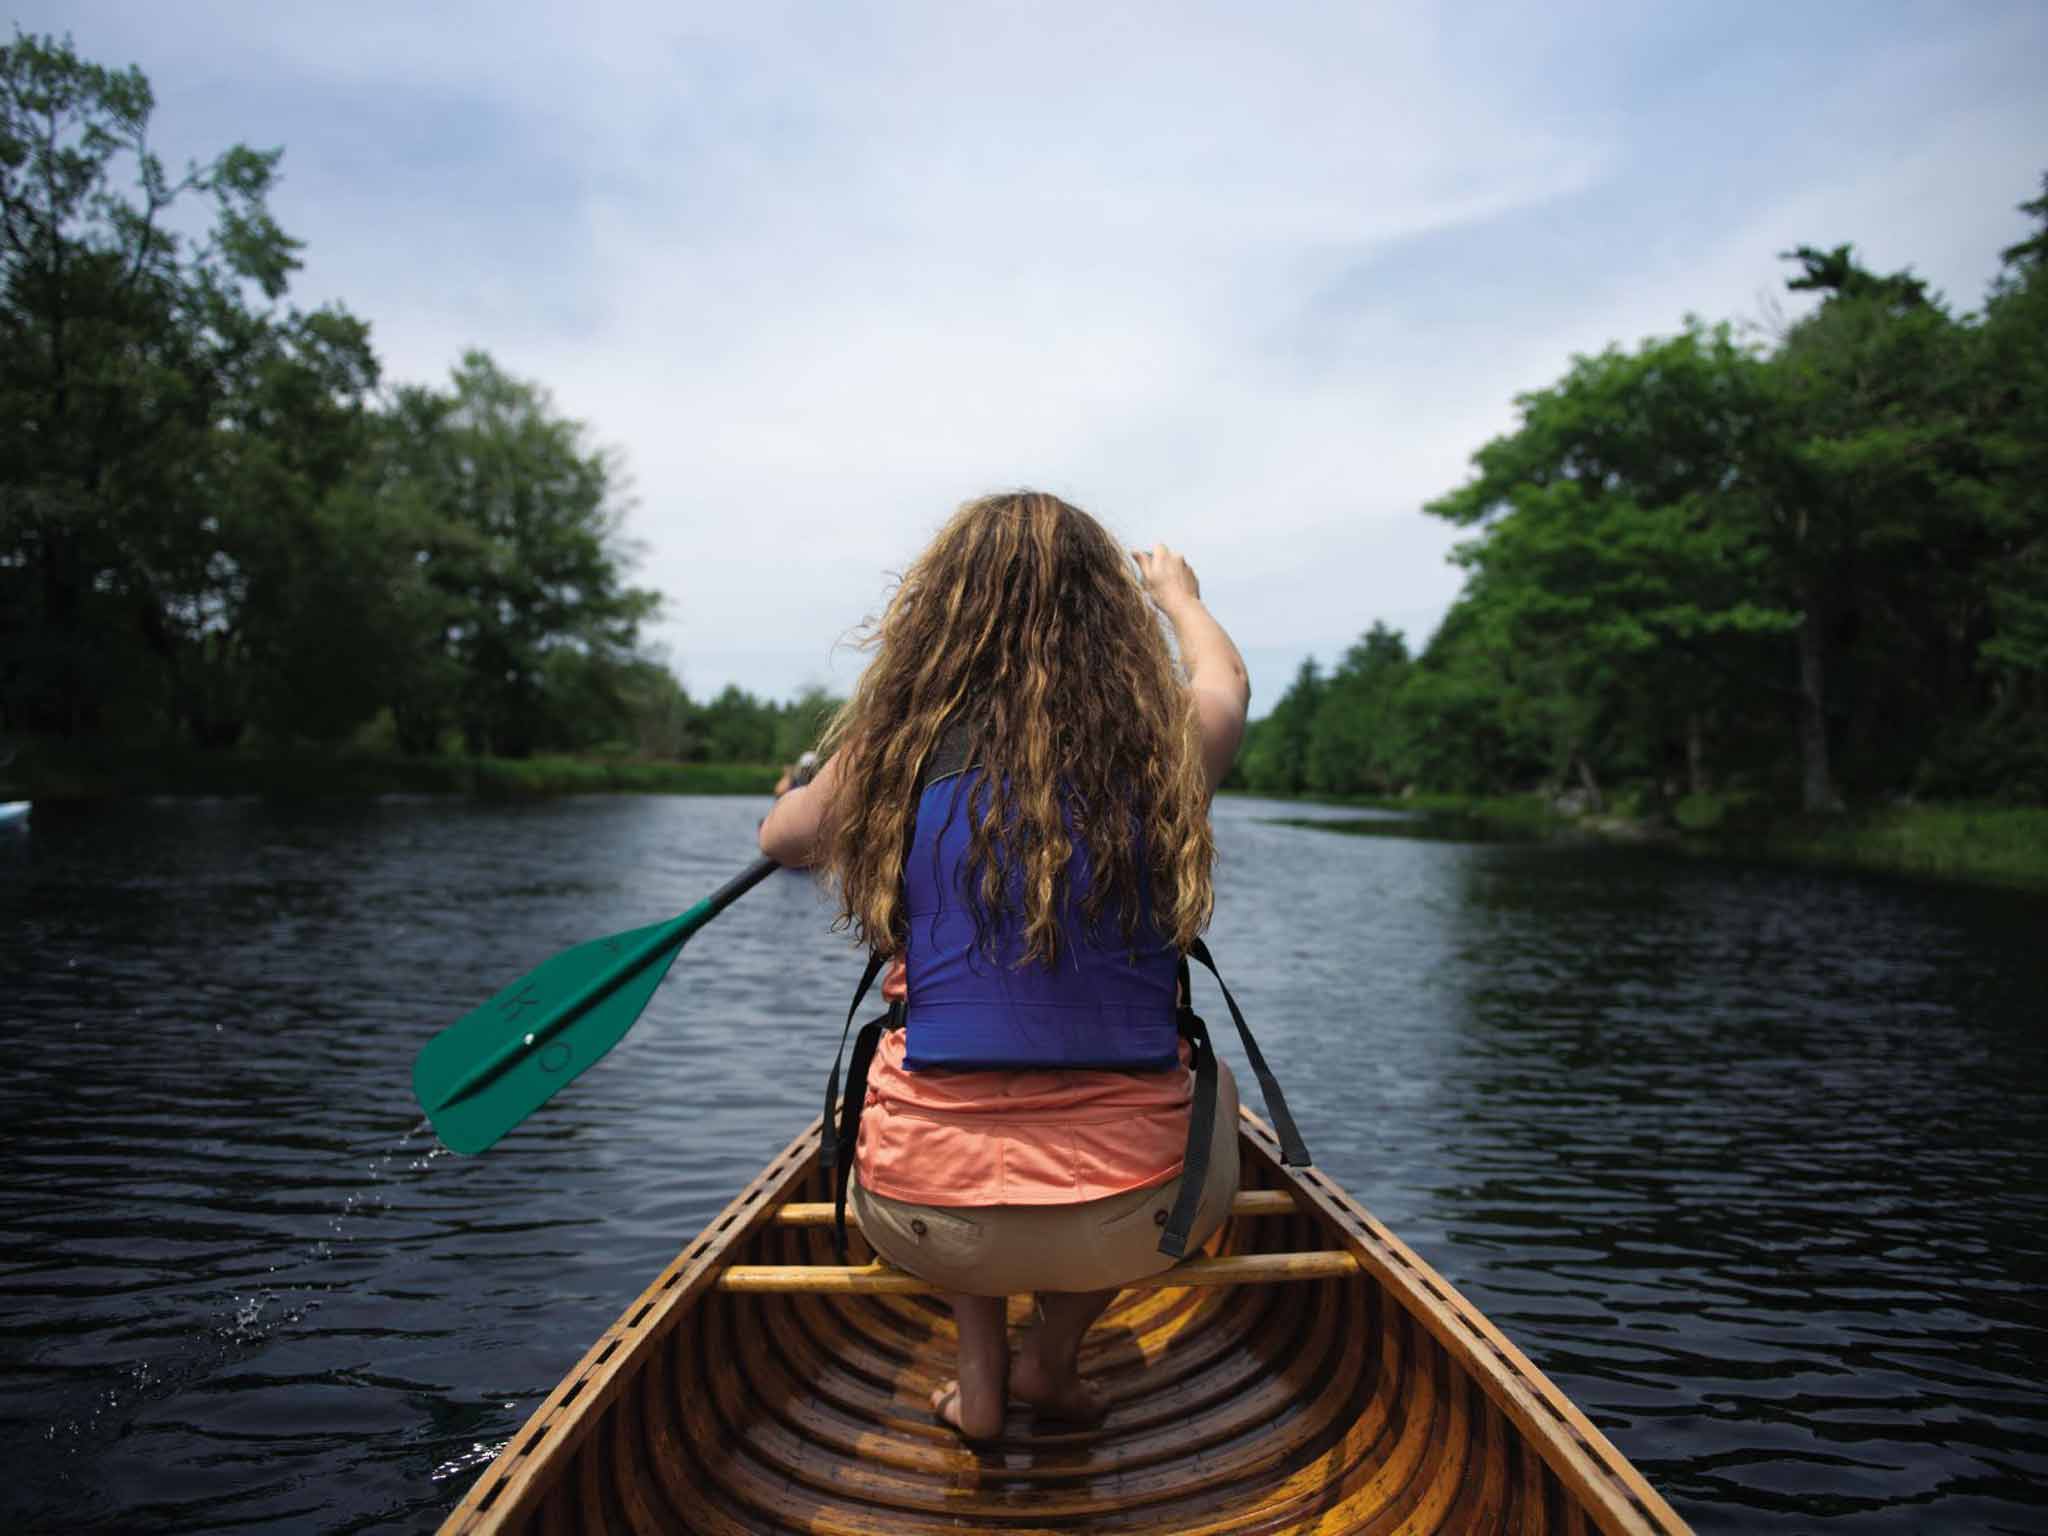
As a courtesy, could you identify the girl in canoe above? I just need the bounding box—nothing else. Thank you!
[758,490,1250,1442]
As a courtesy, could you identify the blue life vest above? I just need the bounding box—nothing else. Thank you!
[901,765,1182,1073]
[819,726,1312,1264]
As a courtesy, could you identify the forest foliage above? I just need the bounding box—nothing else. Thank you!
[7,35,2043,808]
[0,33,832,767]
[1237,183,2048,812]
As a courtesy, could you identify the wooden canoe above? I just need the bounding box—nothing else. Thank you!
[440,1111,1691,1534]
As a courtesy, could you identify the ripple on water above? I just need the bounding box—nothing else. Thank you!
[2,794,2045,1533]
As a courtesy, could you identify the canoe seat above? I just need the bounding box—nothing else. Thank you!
[739,1191,1337,1292]
[716,1248,1360,1294]
[770,1188,1302,1227]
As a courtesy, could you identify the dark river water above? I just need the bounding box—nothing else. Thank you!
[3,794,2044,1533]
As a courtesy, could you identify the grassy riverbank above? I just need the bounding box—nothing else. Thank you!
[0,738,780,801]
[1236,788,2048,891]
[1726,802,2048,890]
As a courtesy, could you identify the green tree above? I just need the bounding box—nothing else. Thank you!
[1237,658,1323,794]
[1312,176,2048,812]
[1397,590,1552,794]
[0,31,392,748]
[0,31,313,738]
[1980,182,2048,689]
[689,684,782,762]
[381,352,659,757]
[1427,323,1794,803]
[1755,245,1989,805]
[616,658,694,759]
[1304,623,1412,794]
[186,307,388,744]
[1942,176,2048,796]
[773,685,843,764]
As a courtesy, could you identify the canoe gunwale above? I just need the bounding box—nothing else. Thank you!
[441,1110,1691,1536]
[441,1118,822,1534]
[1232,1113,1688,1535]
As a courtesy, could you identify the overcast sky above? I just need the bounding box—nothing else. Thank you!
[22,2,2047,712]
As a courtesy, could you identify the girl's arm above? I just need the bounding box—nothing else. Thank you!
[1133,543,1250,796]
[758,750,844,867]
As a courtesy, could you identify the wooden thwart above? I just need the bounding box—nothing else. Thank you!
[716,1248,1361,1294]
[771,1188,1302,1228]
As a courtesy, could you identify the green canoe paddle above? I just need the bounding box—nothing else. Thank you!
[413,855,780,1154]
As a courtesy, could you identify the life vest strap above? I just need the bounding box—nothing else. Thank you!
[1155,939,1311,1257]
[1192,939,1310,1164]
[821,948,887,1178]
[829,1002,897,1260]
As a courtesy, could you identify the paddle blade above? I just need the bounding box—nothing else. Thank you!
[412,916,691,1155]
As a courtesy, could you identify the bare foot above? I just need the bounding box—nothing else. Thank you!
[1009,1343,1109,1425]
[930,1380,1003,1442]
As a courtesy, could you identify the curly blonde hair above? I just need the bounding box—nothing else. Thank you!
[821,491,1215,964]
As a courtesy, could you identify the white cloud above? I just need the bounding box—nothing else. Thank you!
[21,0,2048,710]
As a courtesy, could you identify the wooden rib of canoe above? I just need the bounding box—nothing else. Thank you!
[441,1111,1691,1535]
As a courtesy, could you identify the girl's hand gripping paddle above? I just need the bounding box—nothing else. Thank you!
[412,856,779,1154]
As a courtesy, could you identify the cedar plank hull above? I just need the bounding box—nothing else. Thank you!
[442,1113,1690,1535]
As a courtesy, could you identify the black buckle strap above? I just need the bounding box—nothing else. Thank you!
[830,1000,897,1259]
[1156,939,1311,1258]
[822,949,887,1174]
[1156,1008,1216,1258]
[1186,937,1311,1166]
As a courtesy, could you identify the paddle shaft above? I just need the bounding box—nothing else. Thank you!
[701,854,784,917]
[428,855,779,1113]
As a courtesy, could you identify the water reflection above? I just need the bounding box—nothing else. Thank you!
[1424,840,2048,1529]
[0,795,2042,1532]
[1259,809,1547,843]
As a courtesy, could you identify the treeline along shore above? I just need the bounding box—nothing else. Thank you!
[1227,175,2048,890]
[5,36,2045,885]
[2,34,838,790]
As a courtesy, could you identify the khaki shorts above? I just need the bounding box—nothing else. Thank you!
[851,1063,1241,1296]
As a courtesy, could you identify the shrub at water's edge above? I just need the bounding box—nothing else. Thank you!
[1235,786,2048,891]
[1729,804,2048,889]
[1,738,780,801]
[1240,790,1566,834]
[466,756,777,796]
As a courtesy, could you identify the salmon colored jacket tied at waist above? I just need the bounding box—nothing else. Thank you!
[858,962,1200,1207]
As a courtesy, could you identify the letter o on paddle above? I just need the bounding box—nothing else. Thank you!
[539,1042,573,1074]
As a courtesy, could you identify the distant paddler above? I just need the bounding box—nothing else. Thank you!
[0,739,21,826]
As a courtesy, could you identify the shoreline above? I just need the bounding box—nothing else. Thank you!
[1234,789,2048,893]
[12,745,2043,893]
[0,741,781,802]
